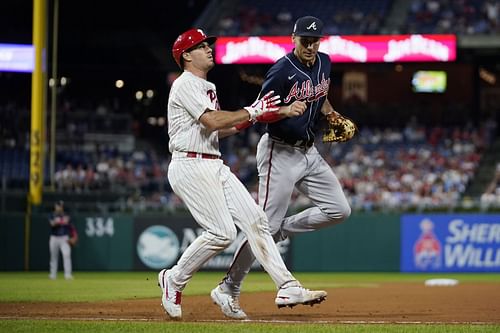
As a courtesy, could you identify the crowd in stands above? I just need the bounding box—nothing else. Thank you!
[1,99,498,212]
[481,163,500,209]
[213,0,499,36]
[25,118,493,213]
[0,89,497,213]
[317,125,486,211]
[0,99,132,150]
[50,146,172,211]
[215,0,389,36]
[402,0,500,35]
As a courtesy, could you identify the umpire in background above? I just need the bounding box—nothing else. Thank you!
[48,201,75,280]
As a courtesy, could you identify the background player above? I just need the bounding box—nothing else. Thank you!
[48,201,75,280]
[212,16,352,318]
[158,28,327,320]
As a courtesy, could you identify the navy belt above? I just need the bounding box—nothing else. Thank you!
[270,135,314,149]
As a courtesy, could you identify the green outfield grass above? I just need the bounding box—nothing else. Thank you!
[0,271,500,302]
[1,271,499,302]
[1,272,499,333]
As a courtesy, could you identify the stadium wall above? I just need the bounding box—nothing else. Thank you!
[0,213,498,272]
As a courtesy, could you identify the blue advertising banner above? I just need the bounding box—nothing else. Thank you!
[401,214,500,272]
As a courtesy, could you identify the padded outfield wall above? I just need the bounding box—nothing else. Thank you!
[0,213,498,272]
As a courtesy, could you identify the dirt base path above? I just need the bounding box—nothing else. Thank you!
[1,283,499,323]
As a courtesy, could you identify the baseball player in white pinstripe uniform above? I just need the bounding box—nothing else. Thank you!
[157,28,327,320]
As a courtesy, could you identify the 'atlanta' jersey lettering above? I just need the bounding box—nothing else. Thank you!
[260,51,331,144]
[283,73,330,104]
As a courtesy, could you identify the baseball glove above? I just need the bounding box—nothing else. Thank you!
[67,224,78,246]
[323,113,357,143]
[67,236,78,247]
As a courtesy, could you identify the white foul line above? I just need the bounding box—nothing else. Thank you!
[0,316,496,325]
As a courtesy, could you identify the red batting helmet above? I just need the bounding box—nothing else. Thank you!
[172,28,217,68]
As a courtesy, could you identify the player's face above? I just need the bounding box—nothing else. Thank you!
[292,35,320,66]
[185,42,215,71]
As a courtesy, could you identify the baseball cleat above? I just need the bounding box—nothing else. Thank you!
[275,285,327,309]
[158,269,182,319]
[210,285,247,319]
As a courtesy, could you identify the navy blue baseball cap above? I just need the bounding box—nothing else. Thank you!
[292,16,324,37]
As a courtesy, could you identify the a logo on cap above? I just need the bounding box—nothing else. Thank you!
[307,22,317,31]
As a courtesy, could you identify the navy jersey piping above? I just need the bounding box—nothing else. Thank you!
[265,51,330,145]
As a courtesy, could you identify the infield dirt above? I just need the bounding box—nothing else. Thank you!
[1,283,499,323]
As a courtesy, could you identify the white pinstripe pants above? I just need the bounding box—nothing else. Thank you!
[167,155,295,290]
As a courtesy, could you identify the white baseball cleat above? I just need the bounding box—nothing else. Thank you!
[158,269,182,319]
[210,285,248,319]
[275,285,327,308]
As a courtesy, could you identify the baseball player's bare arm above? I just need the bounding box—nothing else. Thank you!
[199,108,251,132]
[218,128,239,138]
[320,98,339,117]
[201,90,282,132]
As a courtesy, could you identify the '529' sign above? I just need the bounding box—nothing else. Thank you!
[85,217,114,237]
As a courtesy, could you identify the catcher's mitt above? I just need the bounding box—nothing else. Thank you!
[323,113,357,143]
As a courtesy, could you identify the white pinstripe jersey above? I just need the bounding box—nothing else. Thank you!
[167,71,221,156]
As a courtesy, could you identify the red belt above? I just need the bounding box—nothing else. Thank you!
[186,151,219,159]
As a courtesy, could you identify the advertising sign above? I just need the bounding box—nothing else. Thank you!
[134,216,291,271]
[215,34,456,64]
[0,43,34,72]
[401,214,500,272]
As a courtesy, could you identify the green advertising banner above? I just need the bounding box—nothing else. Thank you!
[25,213,134,271]
[72,215,134,270]
[0,213,25,270]
[291,213,400,271]
[1,212,398,271]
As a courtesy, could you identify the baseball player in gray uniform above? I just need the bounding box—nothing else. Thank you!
[158,28,327,320]
[212,16,352,318]
[49,201,74,280]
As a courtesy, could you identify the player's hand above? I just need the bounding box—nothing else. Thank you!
[279,100,307,118]
[244,91,281,120]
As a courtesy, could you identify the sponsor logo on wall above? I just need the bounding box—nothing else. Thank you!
[137,225,180,269]
[133,216,291,270]
[215,34,456,64]
[401,214,500,272]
